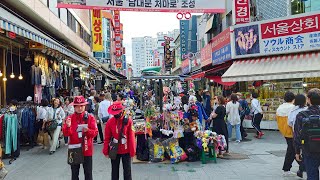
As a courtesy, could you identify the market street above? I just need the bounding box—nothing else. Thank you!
[4,131,303,180]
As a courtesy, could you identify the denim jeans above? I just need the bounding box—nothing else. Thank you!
[304,154,320,180]
[227,122,242,141]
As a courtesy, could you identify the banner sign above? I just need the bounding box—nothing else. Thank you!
[91,9,103,51]
[232,12,320,59]
[181,59,190,74]
[180,20,190,59]
[57,0,225,13]
[200,43,212,67]
[233,0,250,25]
[114,10,122,57]
[212,28,231,65]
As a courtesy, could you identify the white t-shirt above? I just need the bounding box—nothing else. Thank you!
[226,101,241,125]
[251,98,263,115]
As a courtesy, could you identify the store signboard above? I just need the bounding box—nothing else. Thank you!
[91,9,103,51]
[180,20,189,59]
[232,12,320,59]
[233,0,250,25]
[57,0,225,13]
[212,28,232,65]
[114,10,122,57]
[200,43,212,67]
[116,62,122,68]
[181,59,190,74]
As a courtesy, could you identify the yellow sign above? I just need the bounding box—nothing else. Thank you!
[91,9,103,51]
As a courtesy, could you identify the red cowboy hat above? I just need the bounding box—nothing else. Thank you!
[70,96,89,106]
[108,101,125,115]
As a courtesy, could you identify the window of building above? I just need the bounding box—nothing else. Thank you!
[48,0,59,17]
[60,8,68,25]
[67,10,77,33]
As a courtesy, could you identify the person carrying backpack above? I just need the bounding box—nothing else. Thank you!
[237,93,250,138]
[294,88,320,180]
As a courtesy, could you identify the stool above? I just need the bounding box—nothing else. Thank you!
[200,145,217,164]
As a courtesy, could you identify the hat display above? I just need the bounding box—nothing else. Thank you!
[26,96,32,102]
[108,101,125,115]
[70,96,89,106]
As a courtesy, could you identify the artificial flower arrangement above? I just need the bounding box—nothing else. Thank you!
[194,130,227,154]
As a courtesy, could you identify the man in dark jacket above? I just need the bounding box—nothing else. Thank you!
[294,88,320,179]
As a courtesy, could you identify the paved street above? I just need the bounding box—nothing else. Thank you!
[4,131,305,180]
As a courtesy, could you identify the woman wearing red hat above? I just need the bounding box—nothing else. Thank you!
[62,96,98,180]
[103,101,136,180]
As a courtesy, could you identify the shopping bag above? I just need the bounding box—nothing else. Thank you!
[43,132,49,147]
[67,144,84,165]
[37,131,44,145]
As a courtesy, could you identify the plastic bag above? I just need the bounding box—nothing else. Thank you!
[148,138,165,162]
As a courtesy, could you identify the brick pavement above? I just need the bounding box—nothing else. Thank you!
[4,131,305,180]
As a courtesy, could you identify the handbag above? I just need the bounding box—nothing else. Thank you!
[101,116,109,123]
[45,120,58,131]
[67,112,89,165]
[109,117,128,160]
[67,144,84,165]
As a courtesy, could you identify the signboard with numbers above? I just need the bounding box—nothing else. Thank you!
[91,9,103,51]
[232,12,320,59]
[57,0,225,13]
[211,28,231,65]
[233,0,250,25]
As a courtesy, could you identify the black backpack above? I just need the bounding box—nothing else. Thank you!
[300,111,320,154]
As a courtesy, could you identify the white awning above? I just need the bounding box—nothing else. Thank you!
[222,52,320,82]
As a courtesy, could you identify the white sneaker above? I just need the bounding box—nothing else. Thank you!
[235,140,241,143]
[65,143,68,146]
[283,171,296,177]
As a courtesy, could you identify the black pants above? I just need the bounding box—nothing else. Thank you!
[71,156,93,180]
[240,115,247,138]
[252,113,263,135]
[94,123,104,142]
[283,137,305,172]
[111,153,132,180]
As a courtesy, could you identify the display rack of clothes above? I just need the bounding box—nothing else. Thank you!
[17,102,36,149]
[0,108,20,164]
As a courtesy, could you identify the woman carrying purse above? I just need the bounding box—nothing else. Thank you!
[103,102,136,180]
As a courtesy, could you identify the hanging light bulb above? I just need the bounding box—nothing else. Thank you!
[18,46,22,80]
[10,41,15,79]
[0,71,3,77]
[3,77,7,81]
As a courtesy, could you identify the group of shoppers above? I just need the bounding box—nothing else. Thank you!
[277,88,320,179]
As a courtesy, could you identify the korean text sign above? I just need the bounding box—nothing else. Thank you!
[211,28,231,65]
[232,12,320,59]
[57,0,225,13]
[114,10,122,57]
[91,9,103,51]
[180,20,189,59]
[200,43,212,67]
[233,0,250,24]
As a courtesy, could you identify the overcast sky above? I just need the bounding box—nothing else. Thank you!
[120,12,180,64]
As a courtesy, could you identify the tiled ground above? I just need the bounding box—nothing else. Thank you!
[4,131,305,180]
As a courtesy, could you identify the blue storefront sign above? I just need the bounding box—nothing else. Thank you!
[212,44,232,65]
[180,20,190,59]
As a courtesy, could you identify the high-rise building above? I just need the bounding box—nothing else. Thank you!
[132,36,157,77]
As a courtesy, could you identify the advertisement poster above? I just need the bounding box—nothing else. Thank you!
[181,59,190,74]
[211,28,232,65]
[232,12,320,59]
[233,0,250,25]
[234,24,260,56]
[200,43,212,67]
[91,9,103,51]
[57,0,225,13]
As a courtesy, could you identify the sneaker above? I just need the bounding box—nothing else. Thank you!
[283,171,296,177]
[93,140,98,144]
[65,143,68,146]
[259,132,265,138]
[98,142,103,145]
[235,140,241,143]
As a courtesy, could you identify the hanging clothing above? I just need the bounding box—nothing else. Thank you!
[5,114,18,155]
[21,108,36,139]
[31,65,42,85]
[34,85,42,104]
[0,115,4,140]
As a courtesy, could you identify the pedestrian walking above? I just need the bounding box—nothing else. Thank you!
[62,96,98,180]
[47,98,65,155]
[36,99,50,149]
[276,92,297,176]
[63,97,74,145]
[288,94,307,178]
[226,94,242,143]
[93,96,104,144]
[294,88,320,180]
[251,92,264,138]
[208,96,229,157]
[237,93,249,138]
[103,101,136,180]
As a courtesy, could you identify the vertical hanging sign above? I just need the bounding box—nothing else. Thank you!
[180,20,190,59]
[92,9,103,51]
[233,0,251,25]
[114,10,122,69]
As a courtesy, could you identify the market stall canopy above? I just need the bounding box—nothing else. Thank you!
[131,75,185,81]
[111,69,127,80]
[206,76,236,86]
[222,52,320,82]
